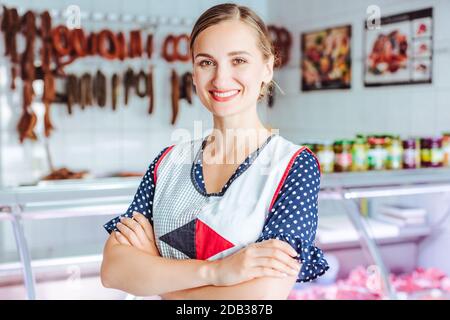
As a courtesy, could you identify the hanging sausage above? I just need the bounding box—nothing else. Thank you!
[93,70,107,107]
[20,11,37,82]
[135,70,148,98]
[162,34,190,62]
[170,69,180,125]
[180,72,193,105]
[52,25,76,74]
[129,30,142,58]
[79,73,93,109]
[87,32,98,55]
[17,81,37,143]
[147,66,154,114]
[66,74,79,115]
[146,34,153,58]
[111,73,120,111]
[39,11,53,74]
[43,73,56,137]
[98,29,119,60]
[123,68,135,106]
[71,28,88,57]
[1,6,20,89]
[116,32,128,60]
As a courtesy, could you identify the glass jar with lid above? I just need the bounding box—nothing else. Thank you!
[403,138,418,169]
[386,135,403,170]
[316,141,334,173]
[443,133,450,167]
[420,137,443,168]
[351,136,368,171]
[367,136,387,170]
[333,140,352,172]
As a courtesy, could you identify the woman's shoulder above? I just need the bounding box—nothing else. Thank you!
[151,136,205,167]
[273,135,321,173]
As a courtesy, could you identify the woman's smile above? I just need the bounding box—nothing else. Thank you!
[209,89,241,102]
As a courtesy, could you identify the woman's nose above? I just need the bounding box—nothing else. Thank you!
[211,64,233,88]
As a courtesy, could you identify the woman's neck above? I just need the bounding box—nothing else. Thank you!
[204,109,274,165]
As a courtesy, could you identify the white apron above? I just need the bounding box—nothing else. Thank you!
[152,134,305,261]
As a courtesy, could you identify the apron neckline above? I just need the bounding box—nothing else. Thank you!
[190,133,278,198]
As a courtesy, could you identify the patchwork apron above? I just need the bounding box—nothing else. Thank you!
[152,134,305,261]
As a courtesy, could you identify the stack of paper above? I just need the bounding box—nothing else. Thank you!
[317,215,400,244]
[372,205,428,227]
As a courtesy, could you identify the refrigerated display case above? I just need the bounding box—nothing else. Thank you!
[1,168,450,299]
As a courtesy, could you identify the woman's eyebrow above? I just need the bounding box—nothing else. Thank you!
[195,53,214,59]
[195,51,252,59]
[228,51,252,57]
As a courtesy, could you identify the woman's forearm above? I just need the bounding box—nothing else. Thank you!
[161,276,297,300]
[101,236,214,297]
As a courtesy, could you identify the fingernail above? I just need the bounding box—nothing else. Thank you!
[119,216,124,221]
[117,222,122,226]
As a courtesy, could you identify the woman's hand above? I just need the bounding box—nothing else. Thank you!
[209,239,301,286]
[115,212,160,256]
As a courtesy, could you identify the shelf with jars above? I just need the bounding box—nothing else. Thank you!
[304,132,450,174]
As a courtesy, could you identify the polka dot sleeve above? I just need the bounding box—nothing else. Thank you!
[256,149,329,283]
[103,147,170,234]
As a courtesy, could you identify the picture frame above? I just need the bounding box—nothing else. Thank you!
[301,24,352,91]
[363,8,433,87]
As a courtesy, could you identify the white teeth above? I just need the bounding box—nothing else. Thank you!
[212,90,239,98]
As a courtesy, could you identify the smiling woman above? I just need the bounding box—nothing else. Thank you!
[100,3,329,300]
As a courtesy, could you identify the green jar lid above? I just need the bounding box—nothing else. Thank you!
[354,136,366,144]
[334,139,353,146]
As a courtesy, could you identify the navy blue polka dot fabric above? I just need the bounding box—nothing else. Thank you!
[103,147,169,233]
[256,149,329,283]
[104,139,329,283]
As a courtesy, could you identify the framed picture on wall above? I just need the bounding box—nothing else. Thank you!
[301,24,352,91]
[364,8,433,87]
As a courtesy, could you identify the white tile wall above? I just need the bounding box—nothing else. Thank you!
[267,0,450,142]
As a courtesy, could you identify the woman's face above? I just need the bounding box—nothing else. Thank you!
[192,20,274,117]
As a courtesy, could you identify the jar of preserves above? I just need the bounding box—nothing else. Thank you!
[316,141,335,173]
[333,140,352,172]
[420,137,443,168]
[386,135,403,170]
[402,138,418,169]
[415,137,422,168]
[303,143,316,153]
[443,133,450,167]
[367,136,387,170]
[351,136,368,171]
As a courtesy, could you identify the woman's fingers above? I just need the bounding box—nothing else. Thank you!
[250,247,301,271]
[252,257,300,276]
[258,239,298,257]
[116,220,143,248]
[114,231,131,246]
[119,216,149,245]
[132,212,155,242]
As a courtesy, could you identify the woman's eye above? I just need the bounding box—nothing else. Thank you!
[199,60,214,67]
[233,58,247,65]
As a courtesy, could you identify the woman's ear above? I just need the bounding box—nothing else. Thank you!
[263,55,275,84]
